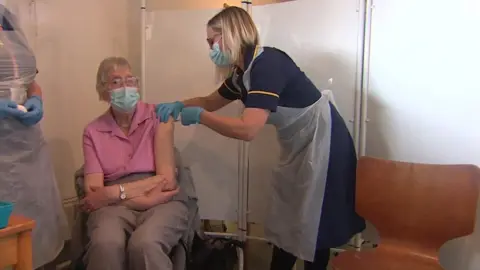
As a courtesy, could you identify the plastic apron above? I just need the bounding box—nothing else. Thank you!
[243,47,332,262]
[0,5,68,267]
[0,116,69,268]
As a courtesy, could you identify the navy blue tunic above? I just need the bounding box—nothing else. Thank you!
[218,46,366,249]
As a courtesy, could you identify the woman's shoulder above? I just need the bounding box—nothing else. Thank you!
[262,46,284,53]
[83,102,157,136]
[139,101,156,115]
[262,46,291,58]
[255,46,296,67]
[136,101,157,121]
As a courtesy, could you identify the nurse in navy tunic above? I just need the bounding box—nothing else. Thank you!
[155,6,365,270]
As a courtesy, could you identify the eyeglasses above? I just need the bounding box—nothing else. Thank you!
[108,76,139,88]
[206,34,221,48]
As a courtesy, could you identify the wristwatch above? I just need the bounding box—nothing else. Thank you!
[119,184,127,200]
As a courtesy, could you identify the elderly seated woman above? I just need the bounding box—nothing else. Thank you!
[80,56,188,270]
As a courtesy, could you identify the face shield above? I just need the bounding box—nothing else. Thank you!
[0,4,36,104]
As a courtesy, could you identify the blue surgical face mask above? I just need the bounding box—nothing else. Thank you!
[209,43,230,67]
[110,87,140,112]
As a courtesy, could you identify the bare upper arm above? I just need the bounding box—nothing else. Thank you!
[154,117,176,185]
[204,90,234,112]
[155,116,174,161]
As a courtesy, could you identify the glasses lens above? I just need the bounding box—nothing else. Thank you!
[109,77,138,87]
[111,78,122,86]
[125,77,138,87]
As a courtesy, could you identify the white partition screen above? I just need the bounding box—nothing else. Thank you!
[365,0,480,269]
[365,0,480,165]
[247,0,365,223]
[145,8,242,221]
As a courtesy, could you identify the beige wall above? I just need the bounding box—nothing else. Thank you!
[5,0,140,229]
[6,0,292,233]
[33,0,137,201]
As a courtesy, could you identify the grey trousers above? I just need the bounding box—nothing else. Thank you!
[83,201,189,270]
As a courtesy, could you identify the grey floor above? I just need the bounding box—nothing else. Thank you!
[244,240,340,270]
[41,221,347,270]
[46,240,293,270]
[245,239,274,269]
[39,241,338,270]
[40,240,274,270]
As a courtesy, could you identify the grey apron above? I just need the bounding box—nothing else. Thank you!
[0,118,69,268]
[243,47,332,261]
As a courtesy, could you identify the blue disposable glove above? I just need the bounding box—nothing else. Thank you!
[155,101,184,123]
[0,99,23,119]
[17,95,43,126]
[180,107,204,126]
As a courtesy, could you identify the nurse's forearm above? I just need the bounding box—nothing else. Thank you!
[182,97,208,109]
[182,95,224,112]
[200,111,255,141]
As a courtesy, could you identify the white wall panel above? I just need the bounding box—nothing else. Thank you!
[365,0,480,269]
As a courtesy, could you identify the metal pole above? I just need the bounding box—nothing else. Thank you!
[238,0,253,245]
[242,0,253,14]
[359,0,375,157]
[353,0,366,155]
[140,0,147,101]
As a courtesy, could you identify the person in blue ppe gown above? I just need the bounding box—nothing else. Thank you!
[0,5,68,269]
[156,6,366,270]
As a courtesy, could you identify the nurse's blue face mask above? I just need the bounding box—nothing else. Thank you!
[208,33,230,67]
[209,43,230,67]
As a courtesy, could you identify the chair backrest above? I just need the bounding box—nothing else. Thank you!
[356,157,480,253]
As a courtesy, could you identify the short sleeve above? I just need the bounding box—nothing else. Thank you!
[244,54,287,112]
[144,102,158,130]
[217,75,241,101]
[82,129,103,175]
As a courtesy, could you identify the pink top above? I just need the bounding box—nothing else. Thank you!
[82,102,158,182]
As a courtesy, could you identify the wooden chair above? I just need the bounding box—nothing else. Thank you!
[331,157,480,270]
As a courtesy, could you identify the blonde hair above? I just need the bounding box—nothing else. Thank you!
[207,6,259,79]
[95,56,131,100]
